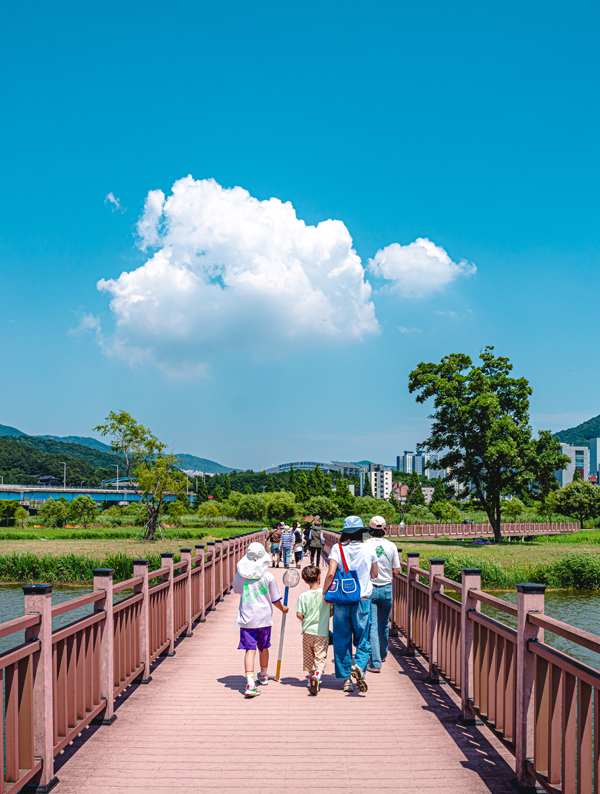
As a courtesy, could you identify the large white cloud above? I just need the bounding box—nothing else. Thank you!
[368,237,476,299]
[97,177,379,376]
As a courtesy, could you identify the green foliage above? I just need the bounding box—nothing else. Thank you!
[244,485,253,495]
[213,484,223,502]
[0,500,21,526]
[553,414,600,448]
[429,501,461,522]
[266,492,297,521]
[362,473,373,498]
[555,481,600,528]
[0,436,102,486]
[431,478,447,503]
[403,505,436,524]
[222,474,232,499]
[296,472,309,503]
[94,411,187,540]
[167,500,186,525]
[333,478,355,515]
[14,506,28,527]
[194,478,209,506]
[354,496,396,524]
[301,495,340,522]
[68,495,99,527]
[573,469,583,482]
[237,495,267,521]
[408,347,570,541]
[39,497,70,527]
[288,465,296,492]
[12,435,123,470]
[198,501,222,517]
[501,498,525,523]
[266,474,275,492]
[408,470,426,506]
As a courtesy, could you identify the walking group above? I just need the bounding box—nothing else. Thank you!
[232,514,400,698]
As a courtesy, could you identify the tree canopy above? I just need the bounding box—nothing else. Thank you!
[409,347,570,542]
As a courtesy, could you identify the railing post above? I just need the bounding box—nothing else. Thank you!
[216,539,224,601]
[93,568,116,725]
[133,559,152,684]
[459,567,481,725]
[195,544,206,621]
[514,583,546,792]
[427,559,445,684]
[222,538,231,592]
[161,553,175,656]
[180,548,193,637]
[207,541,216,609]
[405,552,419,656]
[390,548,401,637]
[23,583,58,793]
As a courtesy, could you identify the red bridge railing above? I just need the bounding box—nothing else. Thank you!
[322,529,600,792]
[0,529,266,794]
[386,521,579,538]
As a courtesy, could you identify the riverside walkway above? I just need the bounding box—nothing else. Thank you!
[53,561,516,794]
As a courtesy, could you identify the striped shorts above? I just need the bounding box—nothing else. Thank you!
[302,633,328,672]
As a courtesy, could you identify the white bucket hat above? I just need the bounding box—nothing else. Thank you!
[237,542,272,580]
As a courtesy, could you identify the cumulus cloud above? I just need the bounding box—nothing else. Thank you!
[105,192,125,213]
[369,237,476,299]
[397,326,422,334]
[97,177,379,375]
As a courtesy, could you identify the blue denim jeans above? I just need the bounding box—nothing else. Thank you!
[282,547,291,566]
[332,599,372,679]
[369,584,392,669]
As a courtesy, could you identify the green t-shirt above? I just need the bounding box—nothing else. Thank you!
[295,588,330,637]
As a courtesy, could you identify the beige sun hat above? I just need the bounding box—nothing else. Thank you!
[237,542,272,580]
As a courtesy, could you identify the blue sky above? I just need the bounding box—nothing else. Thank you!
[1,0,598,470]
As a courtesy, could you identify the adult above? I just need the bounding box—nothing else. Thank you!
[302,522,312,557]
[292,520,303,568]
[322,515,378,693]
[280,524,294,568]
[267,523,283,568]
[308,516,324,567]
[365,516,401,672]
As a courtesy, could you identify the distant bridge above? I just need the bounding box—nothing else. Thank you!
[0,484,177,506]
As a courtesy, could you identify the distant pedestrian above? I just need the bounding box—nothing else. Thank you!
[365,516,401,672]
[280,524,294,568]
[303,523,312,557]
[292,521,303,568]
[309,517,324,567]
[296,565,332,695]
[232,542,289,698]
[322,516,378,694]
[268,523,283,567]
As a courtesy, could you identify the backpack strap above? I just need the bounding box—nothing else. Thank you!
[337,543,349,574]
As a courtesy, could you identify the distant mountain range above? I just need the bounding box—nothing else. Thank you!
[0,423,235,474]
[553,414,600,447]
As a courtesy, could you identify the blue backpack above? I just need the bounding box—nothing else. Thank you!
[325,543,360,604]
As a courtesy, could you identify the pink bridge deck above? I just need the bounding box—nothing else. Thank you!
[54,562,517,794]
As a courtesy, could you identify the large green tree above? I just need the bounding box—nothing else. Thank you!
[431,478,447,504]
[334,477,355,515]
[555,481,600,528]
[68,495,99,528]
[408,470,426,506]
[94,411,186,540]
[296,471,310,503]
[408,347,570,542]
[288,465,296,492]
[362,473,373,498]
[194,477,209,506]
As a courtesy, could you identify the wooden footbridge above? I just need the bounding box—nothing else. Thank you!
[1,526,597,794]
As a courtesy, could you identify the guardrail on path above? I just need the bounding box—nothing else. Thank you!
[0,529,267,794]
[386,521,579,539]
[322,529,600,793]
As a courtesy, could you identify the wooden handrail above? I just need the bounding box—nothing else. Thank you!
[469,589,518,617]
[434,575,462,592]
[0,613,41,639]
[113,575,144,594]
[528,612,600,655]
[51,590,105,616]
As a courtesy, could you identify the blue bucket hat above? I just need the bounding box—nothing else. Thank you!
[342,515,365,532]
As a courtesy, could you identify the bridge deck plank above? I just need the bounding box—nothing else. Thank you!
[54,562,516,794]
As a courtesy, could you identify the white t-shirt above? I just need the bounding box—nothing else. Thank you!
[366,537,401,586]
[329,541,378,599]
[232,572,282,628]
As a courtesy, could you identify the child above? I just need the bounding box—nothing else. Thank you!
[295,565,332,695]
[292,522,303,568]
[233,542,289,698]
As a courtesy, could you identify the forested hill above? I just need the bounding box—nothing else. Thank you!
[39,435,113,453]
[0,437,107,486]
[175,453,235,473]
[6,435,123,469]
[553,414,600,447]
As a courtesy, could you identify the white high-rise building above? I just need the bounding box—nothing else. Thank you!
[554,443,589,486]
[365,464,392,499]
[396,451,439,478]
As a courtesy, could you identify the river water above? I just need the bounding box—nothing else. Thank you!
[2,584,600,670]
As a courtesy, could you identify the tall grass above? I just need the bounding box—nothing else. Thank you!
[0,551,168,584]
[0,525,263,541]
[421,551,600,590]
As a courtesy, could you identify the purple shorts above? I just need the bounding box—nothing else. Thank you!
[238,626,272,651]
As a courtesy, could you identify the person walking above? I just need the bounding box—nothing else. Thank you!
[295,565,332,695]
[280,524,294,568]
[268,523,283,567]
[308,517,324,567]
[322,515,378,693]
[292,521,304,568]
[365,516,401,672]
[303,522,312,558]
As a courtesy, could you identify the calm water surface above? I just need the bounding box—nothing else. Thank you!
[0,584,132,655]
